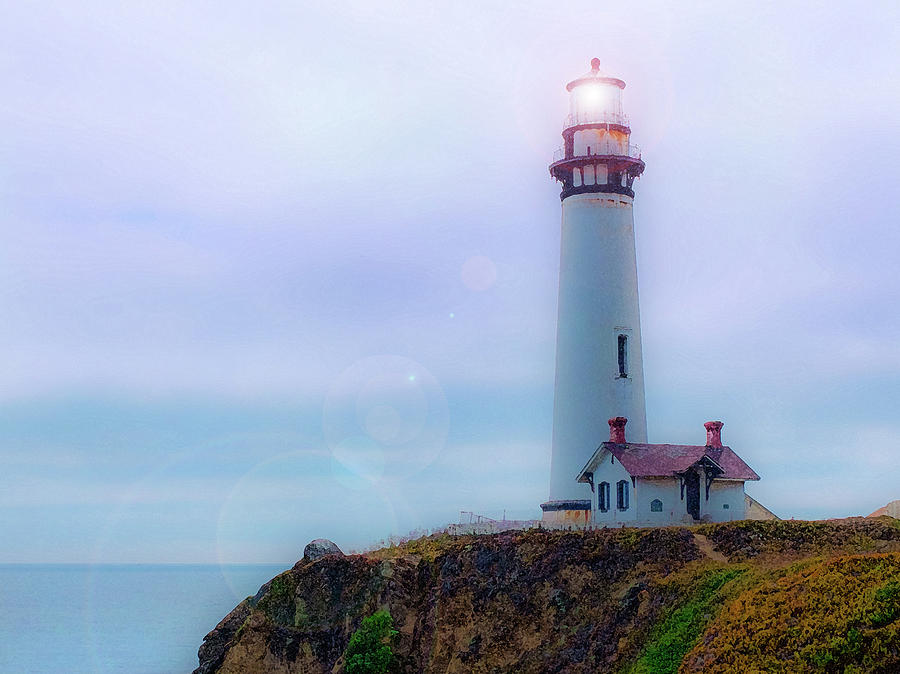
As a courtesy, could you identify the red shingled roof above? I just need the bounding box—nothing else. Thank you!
[605,442,760,481]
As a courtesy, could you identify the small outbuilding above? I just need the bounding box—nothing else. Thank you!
[575,418,760,525]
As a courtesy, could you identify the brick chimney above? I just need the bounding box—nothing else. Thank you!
[704,421,724,448]
[608,417,627,444]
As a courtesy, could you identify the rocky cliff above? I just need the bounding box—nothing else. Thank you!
[195,519,900,673]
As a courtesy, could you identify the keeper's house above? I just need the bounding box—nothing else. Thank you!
[575,417,760,526]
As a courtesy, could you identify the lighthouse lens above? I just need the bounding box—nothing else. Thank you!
[579,84,611,115]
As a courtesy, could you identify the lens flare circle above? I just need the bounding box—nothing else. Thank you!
[215,448,399,594]
[323,355,449,482]
[461,255,498,291]
[331,435,385,487]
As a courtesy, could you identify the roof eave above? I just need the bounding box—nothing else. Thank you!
[575,442,617,482]
[636,471,760,481]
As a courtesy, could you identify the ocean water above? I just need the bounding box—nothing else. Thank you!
[0,564,286,674]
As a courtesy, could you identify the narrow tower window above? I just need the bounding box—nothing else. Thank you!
[618,334,628,378]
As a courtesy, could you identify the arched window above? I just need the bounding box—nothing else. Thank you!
[650,499,663,512]
[618,334,628,378]
[616,480,629,511]
[598,482,610,512]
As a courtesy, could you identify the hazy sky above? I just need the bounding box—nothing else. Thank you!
[2,1,899,562]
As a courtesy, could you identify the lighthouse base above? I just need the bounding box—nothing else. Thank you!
[540,500,591,527]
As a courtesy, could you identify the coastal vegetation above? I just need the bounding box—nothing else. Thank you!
[343,611,398,674]
[195,517,900,673]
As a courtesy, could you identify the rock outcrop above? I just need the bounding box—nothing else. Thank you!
[868,499,900,519]
[302,538,343,562]
[195,518,900,674]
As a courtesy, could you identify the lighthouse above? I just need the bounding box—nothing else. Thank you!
[542,59,648,524]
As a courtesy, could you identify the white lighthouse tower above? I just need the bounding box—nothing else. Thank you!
[542,59,648,524]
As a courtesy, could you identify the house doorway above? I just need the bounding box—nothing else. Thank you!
[685,471,701,521]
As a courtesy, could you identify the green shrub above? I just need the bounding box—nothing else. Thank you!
[343,610,398,674]
[869,579,900,627]
[629,567,745,674]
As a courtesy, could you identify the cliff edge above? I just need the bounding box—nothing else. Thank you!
[195,519,900,673]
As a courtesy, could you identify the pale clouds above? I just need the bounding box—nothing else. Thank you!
[1,1,899,561]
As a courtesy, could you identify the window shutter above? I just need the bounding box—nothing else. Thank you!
[599,482,610,511]
[616,480,629,511]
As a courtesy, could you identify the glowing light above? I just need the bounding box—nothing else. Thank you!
[582,84,603,104]
[580,84,610,112]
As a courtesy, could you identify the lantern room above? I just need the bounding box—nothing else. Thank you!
[566,58,627,129]
[549,59,644,201]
